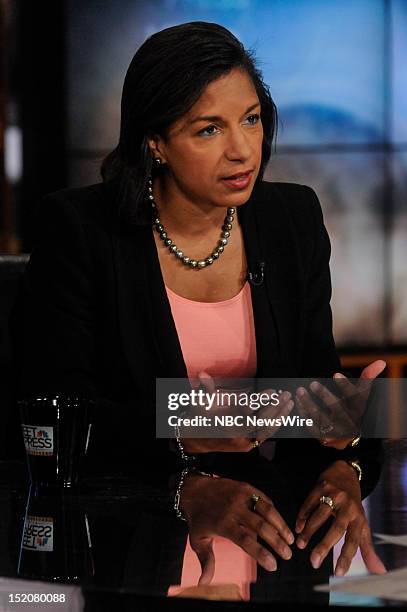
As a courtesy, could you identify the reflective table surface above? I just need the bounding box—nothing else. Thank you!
[0,440,406,611]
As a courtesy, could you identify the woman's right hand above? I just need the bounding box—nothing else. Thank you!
[181,371,294,454]
[180,472,294,582]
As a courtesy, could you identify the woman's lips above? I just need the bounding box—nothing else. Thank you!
[221,171,253,190]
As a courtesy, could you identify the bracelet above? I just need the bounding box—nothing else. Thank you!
[347,459,362,481]
[174,467,190,521]
[174,467,219,521]
[174,421,197,463]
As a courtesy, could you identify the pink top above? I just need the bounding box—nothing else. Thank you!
[165,280,257,384]
[165,280,258,598]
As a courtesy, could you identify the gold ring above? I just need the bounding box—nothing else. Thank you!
[252,440,260,449]
[250,493,261,512]
[319,495,336,513]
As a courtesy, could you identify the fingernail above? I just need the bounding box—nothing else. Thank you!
[296,538,306,549]
[310,381,320,392]
[296,387,306,397]
[311,554,321,569]
[283,547,292,560]
[287,532,294,544]
[295,523,302,534]
[286,400,294,411]
[335,566,345,577]
[280,391,291,402]
[334,373,346,379]
[265,556,277,571]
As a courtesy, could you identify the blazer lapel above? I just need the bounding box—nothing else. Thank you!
[112,221,187,387]
[238,191,281,378]
[247,182,304,376]
[143,227,189,378]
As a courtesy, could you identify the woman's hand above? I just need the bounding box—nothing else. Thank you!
[181,371,294,454]
[295,461,386,576]
[296,360,386,450]
[180,472,294,583]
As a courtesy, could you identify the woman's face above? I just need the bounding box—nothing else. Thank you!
[150,67,263,210]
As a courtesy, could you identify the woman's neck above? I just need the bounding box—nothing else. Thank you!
[152,174,238,239]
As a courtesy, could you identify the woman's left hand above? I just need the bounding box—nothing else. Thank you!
[296,359,386,449]
[295,461,386,576]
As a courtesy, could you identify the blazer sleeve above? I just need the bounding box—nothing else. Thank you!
[275,186,384,499]
[11,191,184,477]
[12,191,98,398]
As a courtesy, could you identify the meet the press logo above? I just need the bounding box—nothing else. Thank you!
[21,425,54,456]
[22,515,54,552]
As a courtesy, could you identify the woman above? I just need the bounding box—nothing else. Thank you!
[14,21,386,578]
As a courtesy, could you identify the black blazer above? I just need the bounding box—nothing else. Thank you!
[11,179,382,490]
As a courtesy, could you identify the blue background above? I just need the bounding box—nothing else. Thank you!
[66,0,407,347]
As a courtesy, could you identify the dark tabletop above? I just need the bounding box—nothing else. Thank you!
[0,440,406,611]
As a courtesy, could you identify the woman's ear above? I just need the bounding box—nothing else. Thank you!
[147,134,167,164]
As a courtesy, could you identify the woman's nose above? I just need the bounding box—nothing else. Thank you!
[224,128,252,161]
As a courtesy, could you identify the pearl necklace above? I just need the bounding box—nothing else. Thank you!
[147,178,235,270]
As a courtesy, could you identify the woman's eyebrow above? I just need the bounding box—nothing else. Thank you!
[187,102,260,125]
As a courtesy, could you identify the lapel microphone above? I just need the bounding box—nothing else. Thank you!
[247,261,266,286]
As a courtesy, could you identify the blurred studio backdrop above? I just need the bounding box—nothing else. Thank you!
[1,0,406,363]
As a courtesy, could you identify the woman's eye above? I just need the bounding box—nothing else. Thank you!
[198,125,219,137]
[246,113,260,125]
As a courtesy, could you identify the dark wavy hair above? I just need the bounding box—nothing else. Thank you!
[100,21,278,224]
